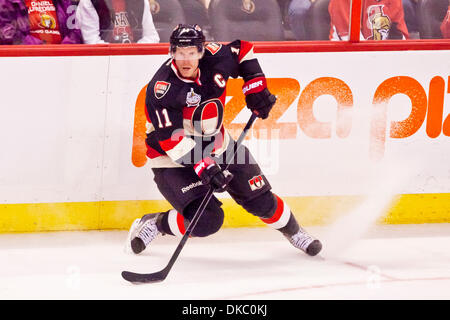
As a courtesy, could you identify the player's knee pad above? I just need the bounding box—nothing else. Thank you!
[240,191,277,219]
[184,197,224,238]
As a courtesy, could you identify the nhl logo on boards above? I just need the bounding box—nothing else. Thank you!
[186,88,201,107]
[154,81,171,99]
[248,175,265,191]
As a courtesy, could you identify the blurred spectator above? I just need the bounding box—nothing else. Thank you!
[178,0,210,40]
[441,0,450,38]
[0,0,82,45]
[76,0,159,44]
[402,0,419,38]
[285,0,312,40]
[179,0,209,27]
[329,0,409,40]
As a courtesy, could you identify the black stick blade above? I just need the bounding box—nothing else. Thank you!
[121,270,167,284]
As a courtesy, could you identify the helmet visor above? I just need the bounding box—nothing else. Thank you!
[170,46,204,61]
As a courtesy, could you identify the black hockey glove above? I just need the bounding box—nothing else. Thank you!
[194,157,233,193]
[243,77,277,119]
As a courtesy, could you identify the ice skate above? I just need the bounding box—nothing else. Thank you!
[285,227,322,256]
[125,213,162,254]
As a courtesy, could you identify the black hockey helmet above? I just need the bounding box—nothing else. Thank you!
[170,24,205,54]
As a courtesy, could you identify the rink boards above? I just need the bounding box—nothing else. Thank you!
[0,50,449,232]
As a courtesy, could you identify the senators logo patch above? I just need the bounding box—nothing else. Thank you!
[154,81,171,99]
[248,175,265,191]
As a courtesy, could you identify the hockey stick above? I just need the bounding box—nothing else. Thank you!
[122,112,258,284]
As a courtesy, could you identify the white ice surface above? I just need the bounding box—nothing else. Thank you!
[1,224,449,300]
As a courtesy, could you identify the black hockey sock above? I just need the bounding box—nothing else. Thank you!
[277,213,300,237]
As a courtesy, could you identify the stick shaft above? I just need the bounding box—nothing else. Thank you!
[160,113,258,277]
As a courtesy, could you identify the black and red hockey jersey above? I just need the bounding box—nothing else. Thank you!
[144,40,263,168]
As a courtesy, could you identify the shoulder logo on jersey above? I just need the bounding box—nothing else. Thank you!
[248,175,265,191]
[154,81,171,99]
[186,88,201,107]
[205,42,222,55]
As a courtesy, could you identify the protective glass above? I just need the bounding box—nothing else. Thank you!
[170,46,204,60]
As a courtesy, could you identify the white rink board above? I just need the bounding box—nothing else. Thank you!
[0,50,449,204]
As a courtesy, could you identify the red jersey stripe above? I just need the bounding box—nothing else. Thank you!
[238,40,254,63]
[183,106,195,120]
[146,145,163,159]
[202,102,219,120]
[159,131,185,151]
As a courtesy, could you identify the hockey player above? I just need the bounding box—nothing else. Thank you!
[125,24,322,257]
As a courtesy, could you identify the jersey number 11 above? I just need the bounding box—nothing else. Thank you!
[155,108,172,128]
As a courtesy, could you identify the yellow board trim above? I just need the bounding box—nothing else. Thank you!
[1,193,449,233]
